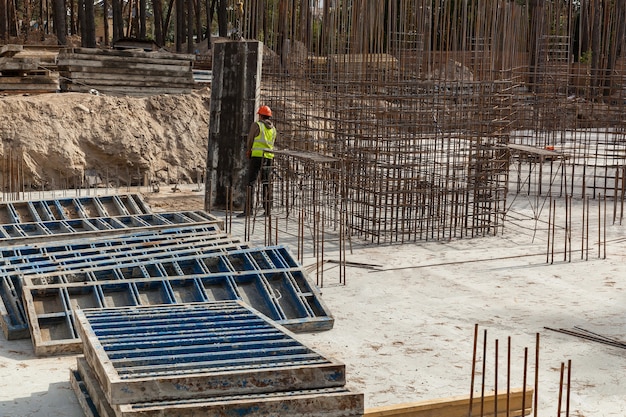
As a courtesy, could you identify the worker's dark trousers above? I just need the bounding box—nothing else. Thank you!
[244,157,273,215]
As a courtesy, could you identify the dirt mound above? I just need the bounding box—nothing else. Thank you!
[0,88,210,189]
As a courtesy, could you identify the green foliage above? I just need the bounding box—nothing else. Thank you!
[579,49,592,64]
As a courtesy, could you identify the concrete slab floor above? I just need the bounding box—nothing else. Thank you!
[1,185,625,416]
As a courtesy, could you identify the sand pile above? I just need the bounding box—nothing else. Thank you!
[0,89,211,189]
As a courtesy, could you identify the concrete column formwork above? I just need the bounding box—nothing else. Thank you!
[205,40,262,211]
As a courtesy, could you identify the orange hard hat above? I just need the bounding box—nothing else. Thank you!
[257,105,272,117]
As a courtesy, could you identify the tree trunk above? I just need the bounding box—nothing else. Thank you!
[103,0,109,45]
[8,0,17,36]
[153,0,164,46]
[111,0,123,42]
[590,0,602,98]
[163,0,176,42]
[52,0,66,44]
[205,0,213,41]
[176,0,184,52]
[84,0,96,46]
[77,0,86,43]
[187,0,193,52]
[527,0,544,90]
[0,0,7,41]
[69,0,75,35]
[195,0,201,42]
[126,0,134,37]
[602,0,626,97]
[38,0,44,39]
[300,0,311,47]
[130,0,138,37]
[139,0,146,38]
[216,0,226,37]
[23,0,32,37]
[277,0,287,67]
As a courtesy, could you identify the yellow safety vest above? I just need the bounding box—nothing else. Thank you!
[250,121,276,159]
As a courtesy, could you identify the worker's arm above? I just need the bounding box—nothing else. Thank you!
[246,122,259,158]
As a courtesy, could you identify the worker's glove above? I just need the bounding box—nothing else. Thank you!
[246,150,251,159]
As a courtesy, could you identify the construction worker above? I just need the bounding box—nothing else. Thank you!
[238,105,277,217]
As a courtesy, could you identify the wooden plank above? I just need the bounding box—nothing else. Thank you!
[64,76,195,88]
[0,57,40,71]
[60,84,195,96]
[57,53,193,68]
[0,84,59,92]
[56,64,191,77]
[364,387,533,417]
[0,89,59,95]
[0,75,58,84]
[57,60,191,73]
[0,44,23,57]
[13,50,59,62]
[61,46,195,61]
[507,143,565,158]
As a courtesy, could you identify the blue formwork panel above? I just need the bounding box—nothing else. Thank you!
[22,256,334,356]
[0,210,222,243]
[74,302,347,406]
[0,194,151,224]
[0,224,246,341]
[0,276,29,339]
[0,224,242,276]
[71,356,363,417]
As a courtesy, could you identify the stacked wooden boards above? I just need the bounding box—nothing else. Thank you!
[57,47,197,96]
[0,44,59,94]
[69,302,362,417]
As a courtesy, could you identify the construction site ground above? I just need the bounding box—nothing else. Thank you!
[0,184,624,417]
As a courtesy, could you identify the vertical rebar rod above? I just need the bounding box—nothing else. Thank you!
[603,193,607,259]
[566,359,571,417]
[506,336,511,417]
[468,323,479,417]
[557,362,565,416]
[494,338,499,417]
[480,329,487,417]
[547,195,552,264]
[534,333,540,417]
[521,347,528,417]
[598,194,601,259]
[585,195,589,260]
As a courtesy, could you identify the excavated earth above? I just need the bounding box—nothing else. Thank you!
[0,89,211,189]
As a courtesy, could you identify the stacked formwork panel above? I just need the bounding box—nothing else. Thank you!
[69,302,363,417]
[0,195,335,356]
